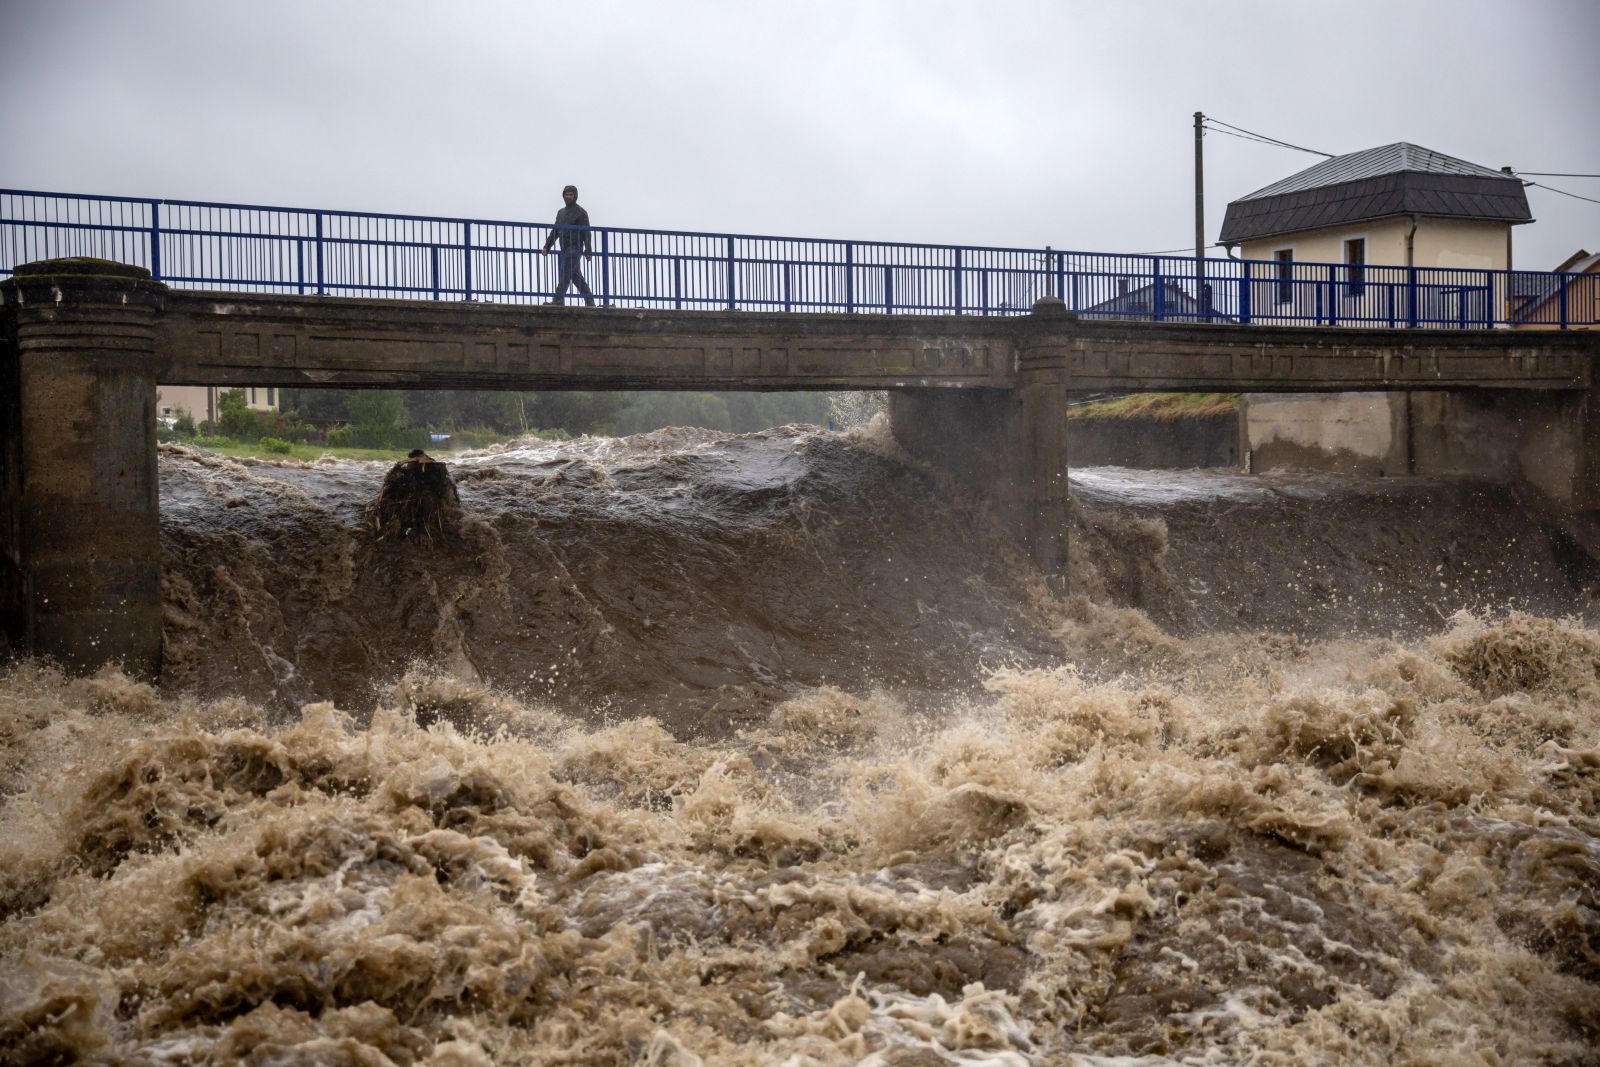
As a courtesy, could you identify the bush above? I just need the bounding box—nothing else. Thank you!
[217,389,267,441]
[257,412,317,443]
[325,426,354,448]
[259,437,294,455]
[351,425,411,449]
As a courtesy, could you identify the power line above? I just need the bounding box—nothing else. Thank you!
[1201,116,1333,158]
[1131,242,1229,256]
[1204,125,1306,151]
[1203,123,1326,155]
[1515,171,1600,178]
[1520,178,1600,206]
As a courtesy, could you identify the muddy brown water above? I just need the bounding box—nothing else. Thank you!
[2,421,1597,1065]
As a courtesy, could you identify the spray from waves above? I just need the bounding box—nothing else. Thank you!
[2,605,1598,1064]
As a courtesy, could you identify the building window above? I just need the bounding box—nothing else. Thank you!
[1344,238,1366,297]
[1276,249,1294,304]
[250,388,258,405]
[267,387,276,407]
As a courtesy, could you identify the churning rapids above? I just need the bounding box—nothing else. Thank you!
[3,420,1599,1066]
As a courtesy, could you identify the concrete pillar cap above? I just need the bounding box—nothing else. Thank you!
[12,257,154,281]
[1031,295,1072,317]
[4,258,167,310]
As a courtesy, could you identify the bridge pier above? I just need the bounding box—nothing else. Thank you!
[888,299,1073,575]
[0,260,167,679]
[888,385,1070,574]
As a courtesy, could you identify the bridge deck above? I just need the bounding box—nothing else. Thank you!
[157,291,1595,393]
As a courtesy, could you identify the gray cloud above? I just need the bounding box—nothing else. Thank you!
[3,0,1596,270]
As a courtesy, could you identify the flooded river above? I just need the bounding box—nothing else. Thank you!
[2,420,1597,1065]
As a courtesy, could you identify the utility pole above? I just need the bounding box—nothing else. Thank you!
[1194,111,1209,319]
[1194,111,1205,262]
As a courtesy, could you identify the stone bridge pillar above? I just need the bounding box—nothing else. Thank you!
[888,298,1072,577]
[1,260,167,678]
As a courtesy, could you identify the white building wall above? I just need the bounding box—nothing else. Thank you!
[156,386,279,425]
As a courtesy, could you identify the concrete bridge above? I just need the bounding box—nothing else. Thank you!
[4,259,1598,678]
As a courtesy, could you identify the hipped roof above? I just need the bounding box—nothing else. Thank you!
[1219,142,1532,245]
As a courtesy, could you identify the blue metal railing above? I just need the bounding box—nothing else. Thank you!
[1,188,1593,328]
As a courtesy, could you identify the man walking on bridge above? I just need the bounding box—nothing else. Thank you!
[540,184,595,306]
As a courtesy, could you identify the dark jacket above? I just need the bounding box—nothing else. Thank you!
[544,203,592,253]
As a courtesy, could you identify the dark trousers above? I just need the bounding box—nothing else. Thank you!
[554,249,594,305]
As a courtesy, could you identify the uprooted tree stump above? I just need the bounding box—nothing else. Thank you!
[361,449,462,549]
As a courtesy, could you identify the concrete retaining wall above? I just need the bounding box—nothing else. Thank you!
[1241,388,1600,511]
[1241,392,1406,476]
[1068,413,1240,469]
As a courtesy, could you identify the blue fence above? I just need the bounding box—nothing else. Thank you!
[1,189,1593,328]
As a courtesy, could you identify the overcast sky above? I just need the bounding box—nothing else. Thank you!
[4,0,1597,271]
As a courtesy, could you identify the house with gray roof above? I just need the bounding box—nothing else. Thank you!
[1220,142,1532,251]
[1220,142,1532,327]
[1222,144,1535,478]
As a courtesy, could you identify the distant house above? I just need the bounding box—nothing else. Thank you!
[1220,142,1532,326]
[1511,249,1600,330]
[157,385,280,427]
[1082,279,1231,322]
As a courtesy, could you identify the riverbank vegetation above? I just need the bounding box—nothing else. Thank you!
[1067,392,1239,421]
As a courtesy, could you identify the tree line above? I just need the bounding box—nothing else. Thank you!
[173,388,837,449]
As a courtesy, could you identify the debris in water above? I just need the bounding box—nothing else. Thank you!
[361,449,462,548]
